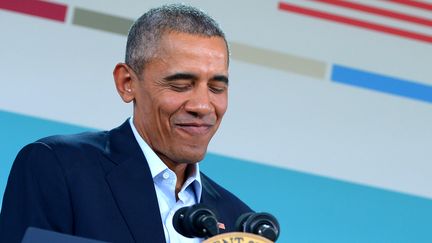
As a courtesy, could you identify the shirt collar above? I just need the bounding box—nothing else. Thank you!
[129,117,202,202]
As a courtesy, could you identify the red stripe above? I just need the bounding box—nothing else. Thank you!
[387,0,432,11]
[313,0,432,27]
[0,0,67,22]
[278,2,432,44]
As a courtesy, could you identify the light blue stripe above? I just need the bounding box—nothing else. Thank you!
[331,65,432,103]
[0,111,94,205]
[202,155,432,243]
[1,110,432,242]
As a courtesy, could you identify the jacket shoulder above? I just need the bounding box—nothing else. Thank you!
[11,130,110,175]
[201,172,252,212]
[36,130,108,152]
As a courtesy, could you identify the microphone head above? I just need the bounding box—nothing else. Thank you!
[235,212,280,242]
[173,204,220,238]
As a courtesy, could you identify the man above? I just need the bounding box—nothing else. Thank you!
[0,4,252,243]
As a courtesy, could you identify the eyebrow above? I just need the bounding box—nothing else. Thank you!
[163,72,229,84]
[164,73,197,82]
[213,75,229,84]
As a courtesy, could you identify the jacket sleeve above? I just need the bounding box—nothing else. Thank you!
[0,142,73,243]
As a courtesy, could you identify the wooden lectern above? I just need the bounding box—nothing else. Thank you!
[203,232,273,243]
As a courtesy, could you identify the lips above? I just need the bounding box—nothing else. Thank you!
[175,123,213,136]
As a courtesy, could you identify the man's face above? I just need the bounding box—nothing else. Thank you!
[132,32,228,165]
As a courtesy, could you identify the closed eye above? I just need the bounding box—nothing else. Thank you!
[209,83,227,94]
[163,73,196,92]
[169,83,193,92]
[209,75,228,94]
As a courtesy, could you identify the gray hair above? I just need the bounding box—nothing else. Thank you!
[125,4,227,75]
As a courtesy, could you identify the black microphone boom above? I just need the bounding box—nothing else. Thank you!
[235,212,280,242]
[173,204,220,239]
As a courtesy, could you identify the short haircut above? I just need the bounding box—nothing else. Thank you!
[125,4,227,75]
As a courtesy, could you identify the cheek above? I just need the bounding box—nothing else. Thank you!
[155,93,187,118]
[214,95,228,118]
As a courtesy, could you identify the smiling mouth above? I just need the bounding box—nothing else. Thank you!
[175,123,213,136]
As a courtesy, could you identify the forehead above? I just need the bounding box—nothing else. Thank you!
[156,32,228,61]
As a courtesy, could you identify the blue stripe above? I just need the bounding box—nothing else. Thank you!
[202,155,432,243]
[331,65,432,103]
[2,110,432,242]
[0,110,94,206]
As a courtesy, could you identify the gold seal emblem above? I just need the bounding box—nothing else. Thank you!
[203,232,274,243]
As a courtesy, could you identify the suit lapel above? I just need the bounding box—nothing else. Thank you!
[200,173,231,234]
[200,173,221,204]
[103,121,166,243]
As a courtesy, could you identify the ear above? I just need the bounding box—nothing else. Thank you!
[113,63,135,103]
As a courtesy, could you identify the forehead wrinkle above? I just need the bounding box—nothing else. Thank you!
[143,33,228,81]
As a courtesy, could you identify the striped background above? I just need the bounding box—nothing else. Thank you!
[1,1,432,242]
[1,1,430,102]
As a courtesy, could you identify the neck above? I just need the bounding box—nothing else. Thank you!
[132,117,189,198]
[156,152,193,200]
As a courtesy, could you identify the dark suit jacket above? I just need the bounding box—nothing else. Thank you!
[0,121,252,243]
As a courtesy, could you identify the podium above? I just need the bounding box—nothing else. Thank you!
[21,227,108,243]
[21,227,275,243]
[203,232,273,243]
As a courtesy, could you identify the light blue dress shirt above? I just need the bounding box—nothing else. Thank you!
[129,118,203,243]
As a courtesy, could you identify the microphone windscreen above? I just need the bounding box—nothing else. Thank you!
[235,212,280,242]
[173,204,220,238]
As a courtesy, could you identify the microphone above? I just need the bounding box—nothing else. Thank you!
[173,204,220,238]
[235,212,280,242]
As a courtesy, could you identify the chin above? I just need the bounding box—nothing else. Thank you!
[184,154,206,164]
[176,148,207,164]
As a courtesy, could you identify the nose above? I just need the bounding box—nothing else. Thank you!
[184,84,214,117]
